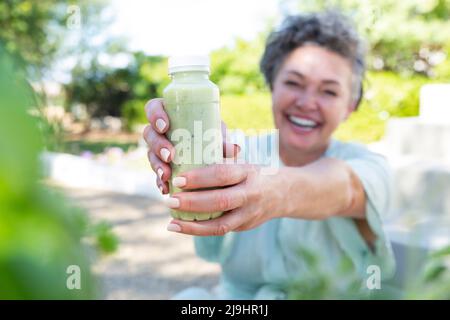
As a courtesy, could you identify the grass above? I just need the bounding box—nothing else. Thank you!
[62,140,138,155]
[220,93,274,132]
[334,106,386,144]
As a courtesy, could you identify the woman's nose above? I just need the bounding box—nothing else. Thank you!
[295,90,318,111]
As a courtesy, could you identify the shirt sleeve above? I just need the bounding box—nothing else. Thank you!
[326,143,396,280]
[193,236,224,263]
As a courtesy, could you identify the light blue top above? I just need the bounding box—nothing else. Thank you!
[173,135,396,300]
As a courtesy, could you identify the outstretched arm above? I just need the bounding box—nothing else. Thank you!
[165,157,369,238]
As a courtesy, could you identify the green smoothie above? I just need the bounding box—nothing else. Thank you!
[163,56,224,221]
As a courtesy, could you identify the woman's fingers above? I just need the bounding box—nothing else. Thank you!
[143,98,173,163]
[221,121,241,158]
[145,98,170,134]
[172,164,249,190]
[144,103,238,162]
[147,150,172,183]
[165,186,246,213]
[223,142,241,158]
[147,146,170,194]
[167,208,244,236]
[156,175,169,194]
[143,125,175,163]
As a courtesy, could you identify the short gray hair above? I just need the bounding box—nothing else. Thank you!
[260,10,366,106]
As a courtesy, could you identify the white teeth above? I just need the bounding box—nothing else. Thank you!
[288,115,317,127]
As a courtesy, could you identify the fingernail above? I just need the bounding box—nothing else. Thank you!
[160,148,170,162]
[155,118,166,132]
[164,197,180,209]
[157,168,164,180]
[172,176,186,188]
[167,223,181,232]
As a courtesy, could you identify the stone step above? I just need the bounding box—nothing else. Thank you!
[382,117,450,160]
[390,158,450,218]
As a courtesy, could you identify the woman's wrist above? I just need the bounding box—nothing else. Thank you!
[267,166,305,219]
[275,166,306,219]
[275,159,354,221]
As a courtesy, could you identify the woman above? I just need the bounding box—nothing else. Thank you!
[143,10,395,299]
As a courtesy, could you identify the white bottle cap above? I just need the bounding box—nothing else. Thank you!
[168,55,210,74]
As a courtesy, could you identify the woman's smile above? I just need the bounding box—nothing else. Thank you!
[285,113,323,134]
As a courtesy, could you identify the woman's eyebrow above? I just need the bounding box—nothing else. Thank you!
[287,70,341,86]
[287,70,305,79]
[322,79,341,86]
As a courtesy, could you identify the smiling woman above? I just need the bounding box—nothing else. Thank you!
[271,46,358,165]
[143,10,396,299]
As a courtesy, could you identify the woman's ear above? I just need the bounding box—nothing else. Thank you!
[342,81,363,121]
[342,101,357,121]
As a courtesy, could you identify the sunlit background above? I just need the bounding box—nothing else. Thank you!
[0,0,449,299]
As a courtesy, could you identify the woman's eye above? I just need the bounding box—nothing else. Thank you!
[285,81,298,86]
[324,90,337,97]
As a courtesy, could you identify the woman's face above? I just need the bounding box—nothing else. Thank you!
[271,44,355,160]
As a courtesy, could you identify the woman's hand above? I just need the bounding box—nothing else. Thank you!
[165,164,287,236]
[143,98,239,193]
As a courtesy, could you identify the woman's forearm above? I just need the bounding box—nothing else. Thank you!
[278,157,366,220]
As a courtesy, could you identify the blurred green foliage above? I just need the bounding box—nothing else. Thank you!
[65,59,135,118]
[0,0,65,71]
[335,71,432,143]
[406,246,450,299]
[287,248,368,299]
[221,93,272,132]
[0,0,113,153]
[0,0,108,79]
[121,98,149,131]
[89,221,119,254]
[286,245,450,299]
[210,37,267,95]
[0,47,117,299]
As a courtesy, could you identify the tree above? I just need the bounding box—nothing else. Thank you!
[65,58,134,118]
[210,36,268,95]
[280,0,450,76]
[64,51,164,119]
[0,0,108,76]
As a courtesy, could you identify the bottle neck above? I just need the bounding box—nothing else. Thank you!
[170,70,209,82]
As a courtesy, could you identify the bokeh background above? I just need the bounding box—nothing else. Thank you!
[0,0,449,299]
